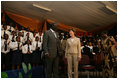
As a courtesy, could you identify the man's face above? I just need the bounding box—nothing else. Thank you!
[51,24,58,31]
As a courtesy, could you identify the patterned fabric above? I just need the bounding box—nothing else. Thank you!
[102,37,117,78]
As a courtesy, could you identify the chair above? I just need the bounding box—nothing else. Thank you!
[79,55,95,78]
[94,52,104,77]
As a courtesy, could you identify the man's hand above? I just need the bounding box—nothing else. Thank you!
[45,53,50,58]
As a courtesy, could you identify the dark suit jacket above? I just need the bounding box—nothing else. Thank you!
[83,46,90,54]
[43,29,61,58]
[83,46,93,58]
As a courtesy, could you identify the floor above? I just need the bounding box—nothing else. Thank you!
[59,71,104,78]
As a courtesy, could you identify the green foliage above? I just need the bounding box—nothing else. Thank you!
[1,72,8,78]
[18,72,23,78]
[21,62,32,78]
[28,63,31,70]
[1,62,32,78]
[22,62,28,74]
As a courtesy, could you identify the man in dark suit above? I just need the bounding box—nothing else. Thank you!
[43,23,62,78]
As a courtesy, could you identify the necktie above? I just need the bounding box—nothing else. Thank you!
[22,31,24,37]
[4,30,6,37]
[27,33,29,41]
[28,45,30,51]
[28,45,30,54]
[36,41,38,48]
[9,26,11,32]
[27,36,29,40]
[40,37,41,42]
[18,42,20,50]
[5,40,7,51]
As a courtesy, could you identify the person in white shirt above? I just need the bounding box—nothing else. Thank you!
[17,32,24,44]
[10,36,23,70]
[81,42,84,54]
[14,26,19,36]
[9,31,16,42]
[32,36,42,67]
[24,31,33,42]
[27,28,33,40]
[1,25,11,39]
[20,27,27,38]
[1,34,11,71]
[20,27,28,42]
[88,42,93,53]
[32,32,37,42]
[35,31,44,43]
[22,40,33,65]
[7,23,15,32]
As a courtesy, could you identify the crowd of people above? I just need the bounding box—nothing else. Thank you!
[1,23,43,71]
[1,22,117,78]
[60,31,117,77]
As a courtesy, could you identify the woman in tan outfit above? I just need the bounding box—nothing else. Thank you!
[65,29,81,78]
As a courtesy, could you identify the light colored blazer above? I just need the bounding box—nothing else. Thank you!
[65,37,81,58]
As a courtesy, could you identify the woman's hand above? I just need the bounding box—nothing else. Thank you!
[78,57,81,62]
[65,53,67,58]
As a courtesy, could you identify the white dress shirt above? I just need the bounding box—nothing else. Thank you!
[24,32,33,42]
[7,25,15,31]
[50,29,57,38]
[9,35,16,41]
[10,41,22,51]
[19,37,24,43]
[20,30,27,38]
[32,41,42,51]
[1,39,11,54]
[35,33,44,42]
[88,46,93,52]
[1,29,11,38]
[81,46,84,53]
[70,37,75,42]
[22,44,33,54]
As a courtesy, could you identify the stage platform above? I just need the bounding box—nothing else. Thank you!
[3,65,45,78]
